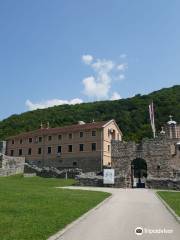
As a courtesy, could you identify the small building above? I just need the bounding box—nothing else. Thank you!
[164,115,180,139]
[5,119,122,172]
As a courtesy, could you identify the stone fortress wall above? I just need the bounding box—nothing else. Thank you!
[111,137,180,189]
[77,117,180,189]
[1,116,180,189]
[110,117,180,189]
[0,141,25,176]
[0,154,25,176]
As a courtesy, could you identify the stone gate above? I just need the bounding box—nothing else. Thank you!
[111,137,180,189]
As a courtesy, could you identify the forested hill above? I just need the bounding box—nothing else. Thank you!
[0,85,180,142]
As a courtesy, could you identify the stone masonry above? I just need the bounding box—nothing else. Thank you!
[111,136,180,189]
[0,154,25,176]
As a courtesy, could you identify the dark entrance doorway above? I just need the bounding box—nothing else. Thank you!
[131,158,147,188]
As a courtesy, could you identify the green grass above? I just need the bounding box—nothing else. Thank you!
[157,191,180,216]
[0,175,110,240]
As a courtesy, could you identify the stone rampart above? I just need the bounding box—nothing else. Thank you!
[111,137,180,189]
[24,163,82,178]
[0,154,25,176]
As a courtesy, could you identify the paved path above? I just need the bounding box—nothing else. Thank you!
[54,187,180,240]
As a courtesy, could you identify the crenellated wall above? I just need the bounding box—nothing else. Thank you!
[111,137,180,189]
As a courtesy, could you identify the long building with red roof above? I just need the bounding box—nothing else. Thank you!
[6,119,122,172]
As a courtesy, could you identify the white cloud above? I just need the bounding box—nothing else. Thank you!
[82,58,114,99]
[83,75,110,99]
[117,63,128,71]
[26,98,83,111]
[110,92,121,100]
[92,59,114,73]
[82,55,128,100]
[82,54,93,65]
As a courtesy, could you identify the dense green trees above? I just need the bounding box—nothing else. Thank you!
[0,85,179,142]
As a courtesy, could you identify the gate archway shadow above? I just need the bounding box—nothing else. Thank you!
[131,158,147,188]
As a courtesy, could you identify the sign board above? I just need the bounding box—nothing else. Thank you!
[103,169,115,184]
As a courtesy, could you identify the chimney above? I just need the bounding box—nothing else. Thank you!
[40,122,43,129]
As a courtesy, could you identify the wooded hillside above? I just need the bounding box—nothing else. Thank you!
[0,85,179,141]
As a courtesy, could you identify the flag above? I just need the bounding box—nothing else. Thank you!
[149,101,156,138]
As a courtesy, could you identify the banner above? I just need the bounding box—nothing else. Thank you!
[149,101,156,138]
[103,169,115,184]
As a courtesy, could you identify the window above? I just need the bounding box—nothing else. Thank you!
[68,145,72,152]
[10,150,14,156]
[69,133,72,139]
[117,133,120,140]
[48,136,52,141]
[19,149,22,156]
[157,165,161,170]
[29,138,32,143]
[80,132,83,138]
[79,144,84,152]
[28,148,32,155]
[12,140,15,144]
[48,147,51,154]
[108,145,110,152]
[92,143,96,151]
[20,139,23,144]
[38,148,42,154]
[57,146,61,153]
[108,129,110,137]
[73,161,77,166]
[39,137,42,142]
[58,135,62,140]
[92,131,96,136]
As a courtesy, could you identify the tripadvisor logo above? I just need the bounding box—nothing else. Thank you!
[134,227,173,235]
[135,227,143,236]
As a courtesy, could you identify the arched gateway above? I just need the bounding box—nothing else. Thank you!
[131,158,147,188]
[111,133,180,189]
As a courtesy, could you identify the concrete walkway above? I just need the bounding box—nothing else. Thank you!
[53,187,180,240]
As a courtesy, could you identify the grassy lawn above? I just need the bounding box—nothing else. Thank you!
[0,175,110,240]
[157,191,180,216]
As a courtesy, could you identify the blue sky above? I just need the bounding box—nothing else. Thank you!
[0,0,180,120]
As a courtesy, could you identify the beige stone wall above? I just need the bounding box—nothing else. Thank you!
[176,125,180,138]
[164,124,180,139]
[6,128,103,170]
[103,121,122,166]
[170,142,180,169]
[6,120,123,171]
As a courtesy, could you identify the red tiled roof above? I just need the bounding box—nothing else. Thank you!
[6,120,111,139]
